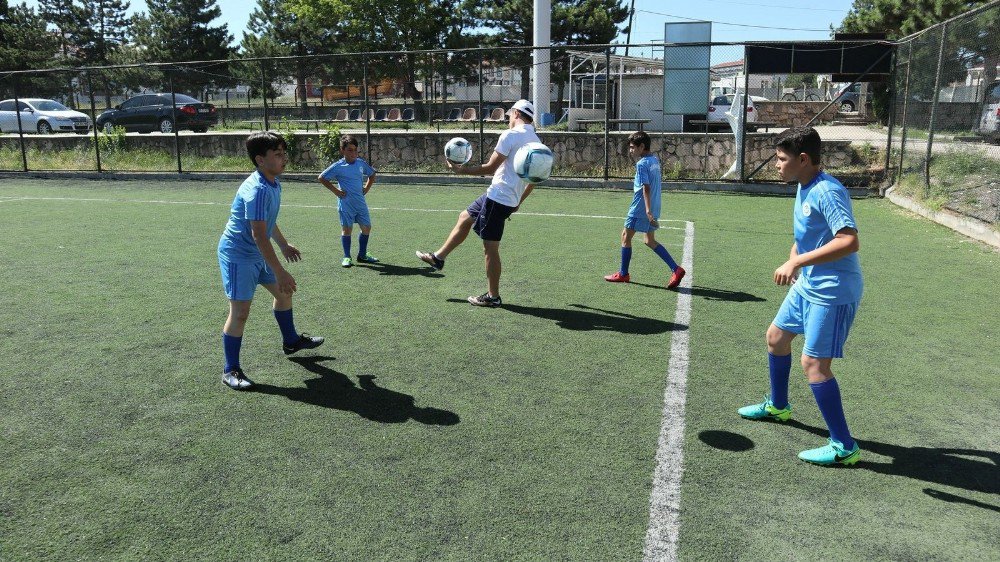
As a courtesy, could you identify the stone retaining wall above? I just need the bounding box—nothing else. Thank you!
[753,101,840,126]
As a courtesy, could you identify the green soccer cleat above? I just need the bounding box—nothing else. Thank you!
[738,397,792,422]
[341,257,353,268]
[798,438,861,466]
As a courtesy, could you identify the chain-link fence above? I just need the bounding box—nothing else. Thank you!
[1,42,898,186]
[891,0,1000,225]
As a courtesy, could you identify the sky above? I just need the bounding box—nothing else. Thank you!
[22,0,858,57]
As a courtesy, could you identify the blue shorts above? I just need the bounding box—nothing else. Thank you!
[468,194,516,241]
[773,288,858,358]
[219,255,276,301]
[339,199,371,227]
[624,213,658,233]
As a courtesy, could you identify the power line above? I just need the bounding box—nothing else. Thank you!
[693,0,845,13]
[636,9,832,32]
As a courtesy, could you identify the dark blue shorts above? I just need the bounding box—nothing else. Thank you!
[467,194,516,241]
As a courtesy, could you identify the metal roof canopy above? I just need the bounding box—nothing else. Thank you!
[567,49,664,113]
[745,41,893,82]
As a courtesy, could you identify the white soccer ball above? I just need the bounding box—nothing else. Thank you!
[512,142,554,183]
[444,137,473,165]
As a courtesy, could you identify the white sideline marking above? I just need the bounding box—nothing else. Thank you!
[643,220,695,562]
[0,196,686,227]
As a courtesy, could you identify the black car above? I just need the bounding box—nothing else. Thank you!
[96,93,217,133]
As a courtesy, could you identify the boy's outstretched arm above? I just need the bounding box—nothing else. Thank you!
[251,221,296,294]
[774,229,859,285]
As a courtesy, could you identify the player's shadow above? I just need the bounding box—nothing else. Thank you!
[923,488,1000,514]
[698,430,755,452]
[783,419,999,496]
[630,282,766,303]
[356,262,443,278]
[446,299,682,334]
[251,356,460,425]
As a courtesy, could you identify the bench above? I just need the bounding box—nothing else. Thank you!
[575,118,651,131]
[687,120,779,133]
[285,119,323,132]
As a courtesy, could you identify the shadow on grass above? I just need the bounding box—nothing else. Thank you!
[721,419,1000,499]
[698,430,755,452]
[252,356,459,426]
[629,282,766,303]
[923,488,1000,513]
[356,262,443,278]
[447,299,684,334]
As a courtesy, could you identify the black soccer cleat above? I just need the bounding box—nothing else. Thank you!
[222,368,255,390]
[283,333,325,355]
[416,250,444,271]
[468,292,502,307]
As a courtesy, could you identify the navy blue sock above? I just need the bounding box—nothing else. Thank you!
[358,233,369,257]
[768,353,792,409]
[222,332,242,373]
[620,246,632,275]
[341,235,351,258]
[653,243,678,271]
[273,308,298,346]
[810,378,856,450]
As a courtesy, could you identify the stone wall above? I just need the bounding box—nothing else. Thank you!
[0,130,870,177]
[900,102,981,131]
[753,101,840,126]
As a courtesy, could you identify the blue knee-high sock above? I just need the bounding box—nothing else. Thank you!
[222,332,242,373]
[273,308,298,346]
[810,378,856,450]
[620,246,633,275]
[768,353,791,409]
[358,233,369,258]
[341,235,351,258]
[652,243,678,271]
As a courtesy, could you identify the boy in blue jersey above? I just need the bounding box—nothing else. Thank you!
[738,126,863,466]
[318,135,378,268]
[218,132,324,390]
[603,131,685,289]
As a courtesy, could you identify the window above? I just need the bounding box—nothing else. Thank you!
[712,96,729,106]
[16,101,31,111]
[987,82,1000,103]
[0,101,14,111]
[120,97,143,109]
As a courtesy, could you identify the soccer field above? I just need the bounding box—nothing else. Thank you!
[1,178,997,560]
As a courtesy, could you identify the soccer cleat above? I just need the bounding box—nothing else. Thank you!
[416,250,444,271]
[222,368,254,390]
[357,253,379,264]
[341,257,353,267]
[798,438,861,466]
[738,397,792,422]
[468,292,502,307]
[283,333,325,355]
[667,266,686,290]
[604,272,630,283]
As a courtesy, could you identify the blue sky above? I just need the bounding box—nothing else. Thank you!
[22,0,857,52]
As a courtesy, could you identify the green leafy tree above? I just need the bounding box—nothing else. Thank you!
[0,0,62,97]
[76,0,131,66]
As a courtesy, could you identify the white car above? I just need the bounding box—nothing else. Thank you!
[706,94,769,131]
[975,80,1000,144]
[0,98,93,134]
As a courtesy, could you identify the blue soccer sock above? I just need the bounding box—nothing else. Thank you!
[222,332,242,373]
[810,378,856,450]
[768,352,792,409]
[652,243,678,271]
[273,308,298,346]
[341,235,351,258]
[620,246,632,275]
[358,233,369,258]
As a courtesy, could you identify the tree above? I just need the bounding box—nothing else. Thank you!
[76,0,131,66]
[132,0,236,94]
[0,0,62,98]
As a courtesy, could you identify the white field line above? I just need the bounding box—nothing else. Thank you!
[0,196,686,227]
[643,220,695,562]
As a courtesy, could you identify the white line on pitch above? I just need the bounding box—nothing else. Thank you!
[0,196,687,226]
[643,220,694,562]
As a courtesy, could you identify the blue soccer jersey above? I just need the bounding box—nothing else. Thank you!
[792,172,863,306]
[218,170,282,262]
[320,157,376,226]
[628,154,662,220]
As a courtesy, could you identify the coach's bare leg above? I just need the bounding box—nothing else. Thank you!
[484,240,501,297]
[766,323,796,356]
[224,299,253,337]
[435,211,474,259]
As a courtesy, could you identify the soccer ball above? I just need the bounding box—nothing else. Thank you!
[512,142,554,183]
[444,137,473,165]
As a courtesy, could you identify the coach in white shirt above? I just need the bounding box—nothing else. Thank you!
[416,99,541,308]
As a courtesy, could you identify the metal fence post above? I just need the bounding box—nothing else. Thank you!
[925,23,948,190]
[882,45,898,184]
[363,58,371,162]
[260,60,270,130]
[897,41,913,182]
[87,70,102,172]
[168,70,182,174]
[604,48,611,182]
[13,78,28,172]
[478,50,485,164]
[738,67,750,182]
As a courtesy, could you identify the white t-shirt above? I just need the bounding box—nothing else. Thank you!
[486,124,541,207]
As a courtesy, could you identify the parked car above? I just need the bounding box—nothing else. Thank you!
[834,83,862,112]
[975,80,1000,144]
[96,93,217,134]
[706,94,768,131]
[0,98,92,134]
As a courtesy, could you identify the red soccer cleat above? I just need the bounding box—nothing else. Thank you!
[667,266,686,290]
[604,272,630,283]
